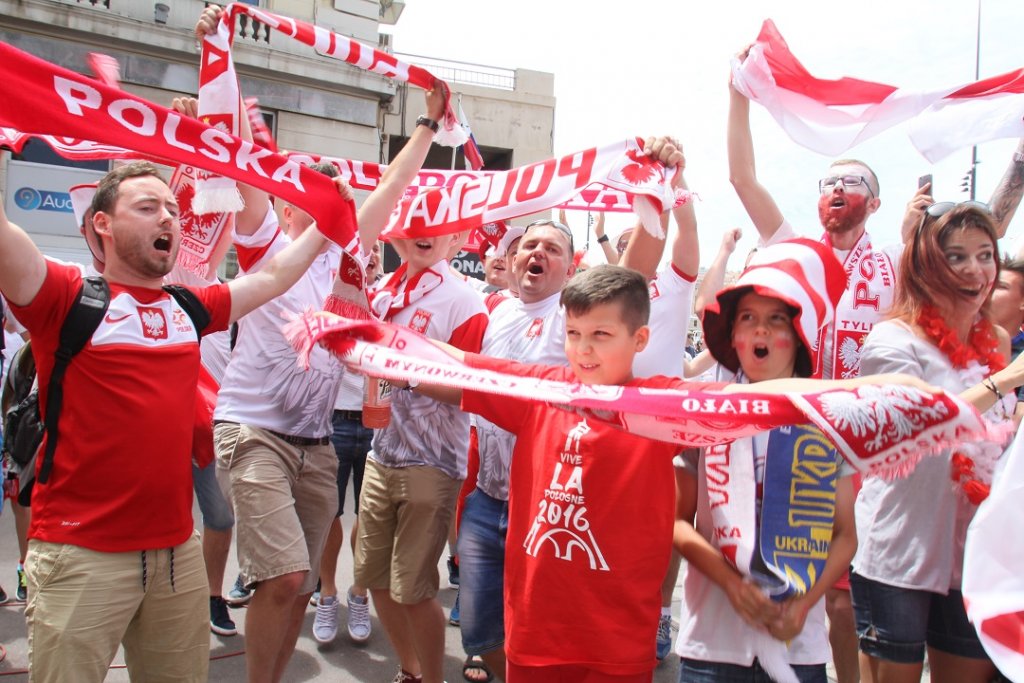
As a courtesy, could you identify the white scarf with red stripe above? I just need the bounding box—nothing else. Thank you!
[194,2,467,212]
[282,310,999,476]
[732,19,1024,161]
[819,232,897,380]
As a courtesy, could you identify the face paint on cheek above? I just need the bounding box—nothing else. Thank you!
[772,336,795,350]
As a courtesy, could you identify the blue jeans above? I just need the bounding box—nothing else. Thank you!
[456,489,508,655]
[330,410,372,515]
[192,460,233,532]
[850,572,989,663]
[679,658,826,683]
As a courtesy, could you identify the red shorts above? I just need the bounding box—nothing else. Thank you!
[507,662,652,683]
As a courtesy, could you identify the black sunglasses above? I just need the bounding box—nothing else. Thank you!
[524,219,574,252]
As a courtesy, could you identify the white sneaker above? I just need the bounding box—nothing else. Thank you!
[347,589,372,643]
[312,595,339,643]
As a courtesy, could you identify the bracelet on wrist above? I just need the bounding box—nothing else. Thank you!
[596,234,610,244]
[984,376,1004,403]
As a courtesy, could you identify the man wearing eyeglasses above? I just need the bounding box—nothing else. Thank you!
[728,61,1024,683]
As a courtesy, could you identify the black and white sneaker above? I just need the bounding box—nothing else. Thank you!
[210,596,237,636]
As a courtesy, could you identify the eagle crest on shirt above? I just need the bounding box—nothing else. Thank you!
[137,307,168,340]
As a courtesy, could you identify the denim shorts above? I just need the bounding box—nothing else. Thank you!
[456,489,508,655]
[849,572,989,663]
[678,658,826,683]
[330,410,372,515]
[192,460,234,532]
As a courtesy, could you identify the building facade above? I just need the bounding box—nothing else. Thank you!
[0,0,555,267]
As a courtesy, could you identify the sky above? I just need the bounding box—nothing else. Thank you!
[388,0,1024,268]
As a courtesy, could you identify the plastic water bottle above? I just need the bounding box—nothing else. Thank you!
[362,377,392,429]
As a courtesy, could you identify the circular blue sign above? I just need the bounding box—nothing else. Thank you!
[14,187,41,211]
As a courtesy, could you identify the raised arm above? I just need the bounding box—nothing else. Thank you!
[225,180,354,322]
[728,62,785,242]
[693,228,741,319]
[0,193,48,307]
[357,88,446,247]
[590,212,617,265]
[619,136,684,279]
[192,5,269,237]
[988,138,1024,239]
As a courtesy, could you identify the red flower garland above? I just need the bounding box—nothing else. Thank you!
[917,306,1005,371]
[917,306,1006,505]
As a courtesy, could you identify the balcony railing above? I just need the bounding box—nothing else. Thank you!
[393,53,515,91]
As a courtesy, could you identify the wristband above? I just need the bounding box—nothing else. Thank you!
[984,376,1004,403]
[415,115,439,133]
[1014,151,1024,164]
[596,234,610,244]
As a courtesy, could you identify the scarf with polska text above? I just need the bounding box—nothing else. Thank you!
[819,231,897,380]
[0,41,359,254]
[708,421,841,683]
[0,127,664,219]
[282,309,998,477]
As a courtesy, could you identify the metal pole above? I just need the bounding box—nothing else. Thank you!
[970,0,981,200]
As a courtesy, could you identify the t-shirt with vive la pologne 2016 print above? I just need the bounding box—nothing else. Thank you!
[462,353,695,676]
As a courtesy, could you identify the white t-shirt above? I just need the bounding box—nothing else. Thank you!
[634,263,696,378]
[674,370,829,667]
[214,205,344,438]
[369,266,487,480]
[854,320,1012,592]
[474,292,568,500]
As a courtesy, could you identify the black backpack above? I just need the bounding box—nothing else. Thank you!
[1,277,210,506]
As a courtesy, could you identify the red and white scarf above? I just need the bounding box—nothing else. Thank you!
[732,19,1024,162]
[169,165,234,278]
[194,0,469,213]
[0,41,358,252]
[369,263,446,322]
[210,3,466,147]
[819,232,897,380]
[379,138,678,240]
[283,310,998,476]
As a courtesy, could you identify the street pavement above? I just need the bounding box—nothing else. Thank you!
[0,503,688,682]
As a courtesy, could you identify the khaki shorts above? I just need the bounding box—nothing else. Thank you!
[26,533,208,683]
[355,458,462,604]
[214,422,338,594]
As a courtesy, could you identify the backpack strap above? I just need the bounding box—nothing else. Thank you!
[37,276,110,485]
[163,285,211,340]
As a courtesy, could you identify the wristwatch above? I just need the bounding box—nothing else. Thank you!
[415,115,439,133]
[596,234,610,244]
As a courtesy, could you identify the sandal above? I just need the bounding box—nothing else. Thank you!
[462,655,493,683]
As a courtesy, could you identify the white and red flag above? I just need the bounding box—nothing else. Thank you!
[732,19,1024,162]
[963,429,1024,681]
[457,99,485,171]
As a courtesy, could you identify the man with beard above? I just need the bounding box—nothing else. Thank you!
[0,160,348,683]
[727,58,1024,683]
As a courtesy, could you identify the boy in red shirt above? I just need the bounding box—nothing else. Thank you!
[405,263,913,682]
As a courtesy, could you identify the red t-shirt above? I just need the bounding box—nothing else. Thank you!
[462,354,684,675]
[10,261,231,552]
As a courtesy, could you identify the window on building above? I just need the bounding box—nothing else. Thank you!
[12,139,108,173]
